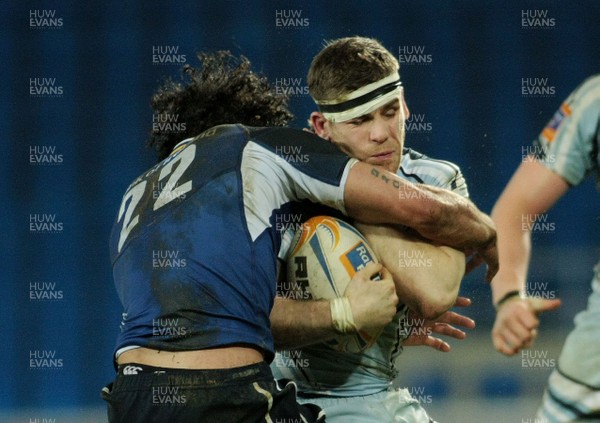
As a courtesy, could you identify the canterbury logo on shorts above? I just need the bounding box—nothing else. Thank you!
[122,365,143,375]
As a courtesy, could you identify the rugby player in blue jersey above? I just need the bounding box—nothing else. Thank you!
[102,51,497,423]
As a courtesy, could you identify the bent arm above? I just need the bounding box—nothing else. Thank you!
[490,158,569,302]
[355,223,465,320]
[271,262,398,350]
[344,162,497,278]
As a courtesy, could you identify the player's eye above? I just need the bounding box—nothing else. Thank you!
[384,107,399,118]
[347,118,365,126]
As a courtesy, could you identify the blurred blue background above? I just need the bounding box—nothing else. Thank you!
[2,1,600,421]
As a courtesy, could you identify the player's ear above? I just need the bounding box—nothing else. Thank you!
[401,91,410,120]
[309,112,331,140]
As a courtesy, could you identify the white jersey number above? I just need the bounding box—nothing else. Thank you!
[116,144,196,253]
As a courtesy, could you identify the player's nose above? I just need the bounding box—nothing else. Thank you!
[369,118,388,143]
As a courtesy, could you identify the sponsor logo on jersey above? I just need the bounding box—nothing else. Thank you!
[541,102,572,143]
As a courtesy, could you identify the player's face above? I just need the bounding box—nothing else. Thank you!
[318,97,408,173]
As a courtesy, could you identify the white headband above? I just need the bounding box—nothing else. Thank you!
[314,73,402,123]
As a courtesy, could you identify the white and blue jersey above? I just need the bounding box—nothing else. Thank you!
[109,124,356,363]
[533,74,600,188]
[531,74,600,422]
[272,148,468,397]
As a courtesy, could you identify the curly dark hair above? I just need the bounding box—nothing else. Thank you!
[147,51,294,161]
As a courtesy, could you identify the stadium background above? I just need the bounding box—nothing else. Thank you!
[3,1,600,421]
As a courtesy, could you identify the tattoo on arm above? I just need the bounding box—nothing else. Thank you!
[370,167,402,189]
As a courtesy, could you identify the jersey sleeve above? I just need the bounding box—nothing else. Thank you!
[532,74,600,186]
[241,127,356,242]
[399,148,469,198]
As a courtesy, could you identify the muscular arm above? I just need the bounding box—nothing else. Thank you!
[344,162,497,280]
[272,162,489,350]
[355,223,465,320]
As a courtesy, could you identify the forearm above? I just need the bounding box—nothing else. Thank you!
[490,196,531,303]
[407,184,496,252]
[490,160,569,304]
[356,223,465,319]
[345,163,496,252]
[270,297,336,349]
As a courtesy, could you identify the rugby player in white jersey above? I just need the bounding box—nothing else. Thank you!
[491,74,600,421]
[270,37,481,422]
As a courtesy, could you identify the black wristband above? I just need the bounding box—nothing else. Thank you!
[494,290,522,310]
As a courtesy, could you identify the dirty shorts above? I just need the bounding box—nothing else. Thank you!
[101,362,326,423]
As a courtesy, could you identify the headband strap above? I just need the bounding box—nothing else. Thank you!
[314,73,402,123]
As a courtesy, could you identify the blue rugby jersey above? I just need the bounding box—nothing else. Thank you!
[272,148,468,396]
[109,124,356,362]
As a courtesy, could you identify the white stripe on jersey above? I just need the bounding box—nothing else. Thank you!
[400,149,469,198]
[538,370,600,422]
[241,141,356,241]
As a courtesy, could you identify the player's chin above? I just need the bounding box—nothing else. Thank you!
[368,156,397,173]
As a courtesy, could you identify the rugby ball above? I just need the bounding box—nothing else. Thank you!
[285,215,382,353]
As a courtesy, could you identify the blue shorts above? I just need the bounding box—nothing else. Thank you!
[101,362,325,423]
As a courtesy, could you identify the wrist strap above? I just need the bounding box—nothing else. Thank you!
[494,290,523,310]
[330,297,357,334]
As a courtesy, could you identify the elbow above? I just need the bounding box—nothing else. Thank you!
[412,272,463,320]
[414,292,457,320]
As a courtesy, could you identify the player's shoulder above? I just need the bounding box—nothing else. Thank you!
[185,124,320,148]
[247,126,339,152]
[565,74,600,106]
[400,148,468,195]
[400,147,462,181]
[576,74,600,92]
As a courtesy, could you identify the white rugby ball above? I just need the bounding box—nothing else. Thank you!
[285,215,382,353]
